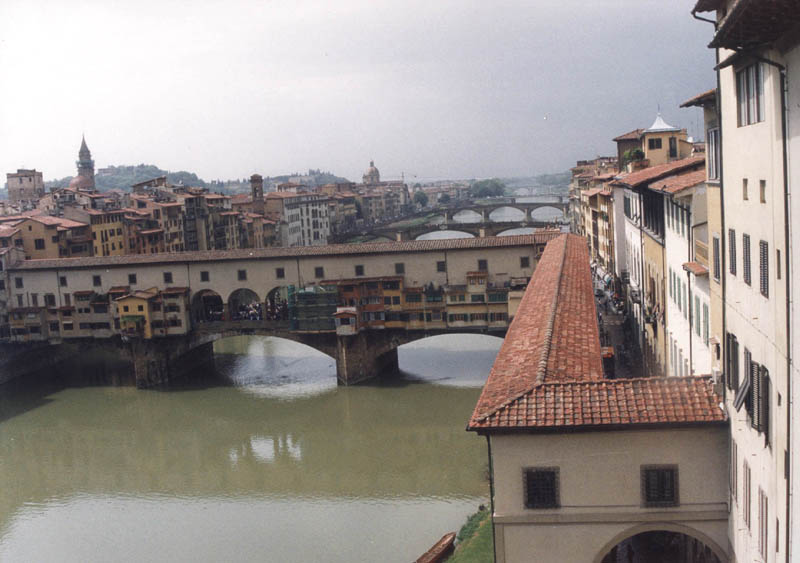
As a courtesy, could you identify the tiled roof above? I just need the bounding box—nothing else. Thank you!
[468,234,603,426]
[470,376,725,431]
[9,233,560,271]
[612,128,644,142]
[468,233,725,433]
[615,156,705,189]
[582,187,604,198]
[649,169,707,194]
[680,88,717,108]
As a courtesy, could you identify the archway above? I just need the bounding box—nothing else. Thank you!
[488,206,525,222]
[451,210,483,223]
[594,523,726,563]
[397,333,504,386]
[191,289,224,323]
[530,205,567,222]
[427,214,447,225]
[498,227,536,236]
[265,286,290,322]
[415,230,475,240]
[228,288,262,321]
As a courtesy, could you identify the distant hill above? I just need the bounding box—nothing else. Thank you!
[42,165,350,195]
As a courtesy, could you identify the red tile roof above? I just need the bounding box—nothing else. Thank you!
[680,88,717,108]
[613,128,644,142]
[582,187,604,198]
[470,376,725,431]
[614,156,705,189]
[9,233,560,271]
[649,169,707,195]
[469,234,603,426]
[683,261,709,276]
[468,233,725,433]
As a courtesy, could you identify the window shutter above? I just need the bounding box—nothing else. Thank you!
[729,229,737,275]
[743,234,751,285]
[713,237,721,280]
[750,358,760,430]
[760,367,770,441]
[760,241,769,297]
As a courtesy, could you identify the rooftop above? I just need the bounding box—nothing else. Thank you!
[708,0,800,50]
[680,88,717,108]
[613,156,705,189]
[9,233,560,271]
[612,128,644,142]
[468,233,724,433]
[646,113,681,133]
[649,169,707,195]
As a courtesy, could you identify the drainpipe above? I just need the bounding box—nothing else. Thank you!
[686,268,694,376]
[638,189,647,377]
[485,435,498,563]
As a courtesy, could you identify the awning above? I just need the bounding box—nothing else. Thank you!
[733,375,751,411]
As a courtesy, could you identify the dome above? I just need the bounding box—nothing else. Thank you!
[69,175,94,190]
[363,160,380,184]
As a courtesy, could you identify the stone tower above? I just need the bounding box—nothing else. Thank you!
[250,174,264,215]
[70,135,95,190]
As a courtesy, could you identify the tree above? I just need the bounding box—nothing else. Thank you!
[413,190,429,207]
[439,193,451,204]
[470,178,506,198]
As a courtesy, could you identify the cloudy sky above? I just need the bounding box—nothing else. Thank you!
[0,0,715,183]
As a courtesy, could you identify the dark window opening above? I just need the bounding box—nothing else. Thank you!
[523,468,559,509]
[642,466,678,507]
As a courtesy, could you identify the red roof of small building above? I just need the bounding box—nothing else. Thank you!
[612,128,644,142]
[680,88,717,108]
[468,233,725,433]
[683,261,710,276]
[614,156,705,189]
[650,169,707,195]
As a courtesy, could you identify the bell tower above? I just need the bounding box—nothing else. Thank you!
[250,174,264,215]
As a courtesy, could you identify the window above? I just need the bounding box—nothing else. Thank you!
[743,461,752,529]
[668,136,677,158]
[34,238,45,250]
[314,266,324,278]
[436,261,446,272]
[712,236,721,281]
[63,294,70,306]
[729,229,737,275]
[276,268,285,279]
[93,275,101,287]
[137,305,144,312]
[648,138,662,150]
[392,296,400,305]
[238,269,247,281]
[726,333,739,390]
[163,272,173,284]
[17,295,22,307]
[760,240,769,297]
[760,180,766,203]
[730,440,738,501]
[743,178,749,200]
[523,468,559,509]
[470,294,485,303]
[395,263,405,274]
[737,63,764,126]
[31,294,38,306]
[478,259,488,272]
[695,296,701,337]
[743,233,751,285]
[405,293,422,303]
[200,271,210,282]
[777,249,782,279]
[15,277,23,289]
[355,265,364,276]
[703,303,709,345]
[759,489,769,560]
[123,305,129,312]
[128,274,137,285]
[642,465,678,507]
[707,128,720,180]
[520,256,530,268]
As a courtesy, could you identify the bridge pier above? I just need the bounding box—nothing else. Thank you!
[129,337,215,388]
[336,331,400,385]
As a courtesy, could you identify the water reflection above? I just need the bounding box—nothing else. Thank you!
[0,335,501,563]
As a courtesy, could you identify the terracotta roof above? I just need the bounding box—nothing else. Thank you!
[683,261,709,276]
[592,173,617,181]
[162,286,190,295]
[612,128,644,142]
[709,0,800,50]
[470,376,725,432]
[108,286,130,294]
[583,187,604,198]
[0,225,20,237]
[468,234,603,426]
[615,156,705,189]
[10,233,559,271]
[680,88,717,108]
[693,0,722,12]
[650,169,707,195]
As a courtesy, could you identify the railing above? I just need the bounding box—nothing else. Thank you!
[695,239,709,267]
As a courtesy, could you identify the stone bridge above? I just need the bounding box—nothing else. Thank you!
[1,234,555,388]
[369,221,560,241]
[437,198,568,223]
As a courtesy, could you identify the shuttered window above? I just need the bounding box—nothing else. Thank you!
[760,240,769,297]
[726,333,739,390]
[712,236,721,281]
[703,303,709,345]
[642,466,678,507]
[743,233,751,285]
[695,296,701,337]
[729,229,737,275]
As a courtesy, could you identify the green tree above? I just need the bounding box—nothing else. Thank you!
[470,178,506,198]
[413,190,429,207]
[439,193,451,204]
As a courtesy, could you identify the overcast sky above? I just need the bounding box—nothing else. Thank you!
[0,0,715,183]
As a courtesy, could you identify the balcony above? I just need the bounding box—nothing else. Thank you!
[695,239,709,268]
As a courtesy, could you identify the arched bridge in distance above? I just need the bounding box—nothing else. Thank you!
[1,233,559,388]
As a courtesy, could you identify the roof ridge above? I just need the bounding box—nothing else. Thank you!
[474,234,569,423]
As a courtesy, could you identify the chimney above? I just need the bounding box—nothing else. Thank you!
[250,174,264,215]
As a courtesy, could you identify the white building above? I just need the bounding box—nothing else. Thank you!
[265,191,330,247]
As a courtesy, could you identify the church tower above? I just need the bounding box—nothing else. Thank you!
[250,174,264,215]
[70,135,95,190]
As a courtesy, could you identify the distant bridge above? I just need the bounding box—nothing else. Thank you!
[368,220,560,241]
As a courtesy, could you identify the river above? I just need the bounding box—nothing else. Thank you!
[0,334,500,562]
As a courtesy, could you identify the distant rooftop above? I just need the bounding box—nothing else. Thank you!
[646,113,681,133]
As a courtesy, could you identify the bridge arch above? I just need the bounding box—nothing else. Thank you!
[530,205,567,221]
[415,229,476,240]
[593,522,727,563]
[264,286,290,321]
[487,206,526,222]
[228,288,262,321]
[450,209,483,223]
[191,289,224,323]
[497,227,536,236]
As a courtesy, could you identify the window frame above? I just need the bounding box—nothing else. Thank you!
[641,465,679,508]
[522,467,560,509]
